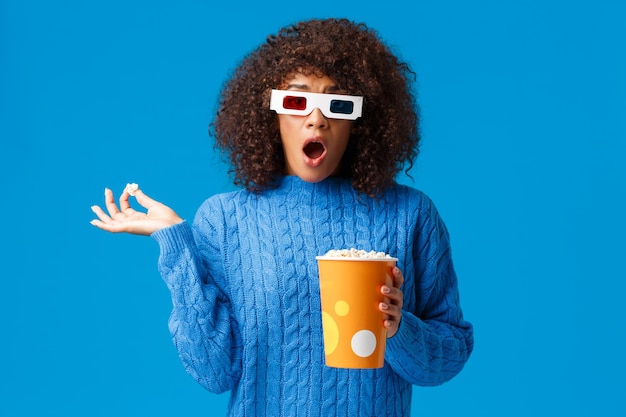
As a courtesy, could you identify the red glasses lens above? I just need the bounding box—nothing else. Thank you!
[283,96,307,110]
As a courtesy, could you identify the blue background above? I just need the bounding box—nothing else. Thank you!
[1,0,625,415]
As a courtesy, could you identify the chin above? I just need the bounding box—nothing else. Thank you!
[298,173,331,183]
[291,168,334,184]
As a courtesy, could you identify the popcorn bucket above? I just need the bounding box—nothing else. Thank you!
[316,256,397,368]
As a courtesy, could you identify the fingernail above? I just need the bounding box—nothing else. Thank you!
[381,303,388,310]
[382,286,390,294]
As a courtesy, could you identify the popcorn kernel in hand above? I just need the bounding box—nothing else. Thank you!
[124,183,139,196]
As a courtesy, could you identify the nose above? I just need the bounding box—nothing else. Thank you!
[306,108,328,129]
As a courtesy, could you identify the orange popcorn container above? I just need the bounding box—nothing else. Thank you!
[316,256,397,369]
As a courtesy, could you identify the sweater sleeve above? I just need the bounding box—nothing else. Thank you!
[151,220,242,394]
[385,198,474,386]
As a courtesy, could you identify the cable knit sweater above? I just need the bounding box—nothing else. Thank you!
[151,176,473,416]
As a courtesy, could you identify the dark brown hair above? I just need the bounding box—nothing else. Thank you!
[210,18,420,196]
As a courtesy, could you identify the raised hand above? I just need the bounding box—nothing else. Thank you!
[90,187,183,236]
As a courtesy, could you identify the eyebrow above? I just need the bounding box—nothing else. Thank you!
[285,83,341,93]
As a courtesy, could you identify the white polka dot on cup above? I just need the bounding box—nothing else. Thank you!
[351,330,377,358]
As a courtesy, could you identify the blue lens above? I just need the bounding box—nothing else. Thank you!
[329,99,354,114]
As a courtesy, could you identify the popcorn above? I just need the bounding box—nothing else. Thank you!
[323,248,392,259]
[124,183,139,196]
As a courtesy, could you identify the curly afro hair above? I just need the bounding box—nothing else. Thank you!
[210,18,420,197]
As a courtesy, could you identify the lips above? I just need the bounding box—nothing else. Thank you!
[302,137,327,167]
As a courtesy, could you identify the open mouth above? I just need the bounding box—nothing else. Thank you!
[303,141,326,159]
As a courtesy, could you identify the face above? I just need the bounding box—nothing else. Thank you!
[276,72,354,183]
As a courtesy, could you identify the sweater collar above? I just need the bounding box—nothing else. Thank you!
[275,175,352,193]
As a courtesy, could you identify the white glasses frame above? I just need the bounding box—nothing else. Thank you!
[270,89,363,120]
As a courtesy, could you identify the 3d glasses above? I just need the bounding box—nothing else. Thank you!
[270,89,363,120]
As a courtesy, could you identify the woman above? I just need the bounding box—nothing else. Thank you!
[91,18,473,416]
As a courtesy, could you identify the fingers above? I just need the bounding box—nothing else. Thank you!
[381,286,403,308]
[90,204,112,223]
[101,186,142,217]
[89,217,119,232]
[118,188,131,212]
[90,187,133,232]
[90,186,180,235]
[132,188,158,210]
[391,266,404,288]
[380,299,402,336]
[380,266,405,337]
[379,298,402,321]
[382,267,404,308]
[90,204,123,232]
[103,188,122,219]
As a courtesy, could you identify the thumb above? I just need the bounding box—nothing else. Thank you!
[132,188,160,210]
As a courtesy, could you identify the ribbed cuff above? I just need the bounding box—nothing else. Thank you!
[150,221,195,255]
[385,312,423,360]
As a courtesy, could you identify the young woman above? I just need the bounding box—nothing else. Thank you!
[91,18,473,416]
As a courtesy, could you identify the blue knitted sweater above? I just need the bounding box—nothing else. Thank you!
[151,176,473,416]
